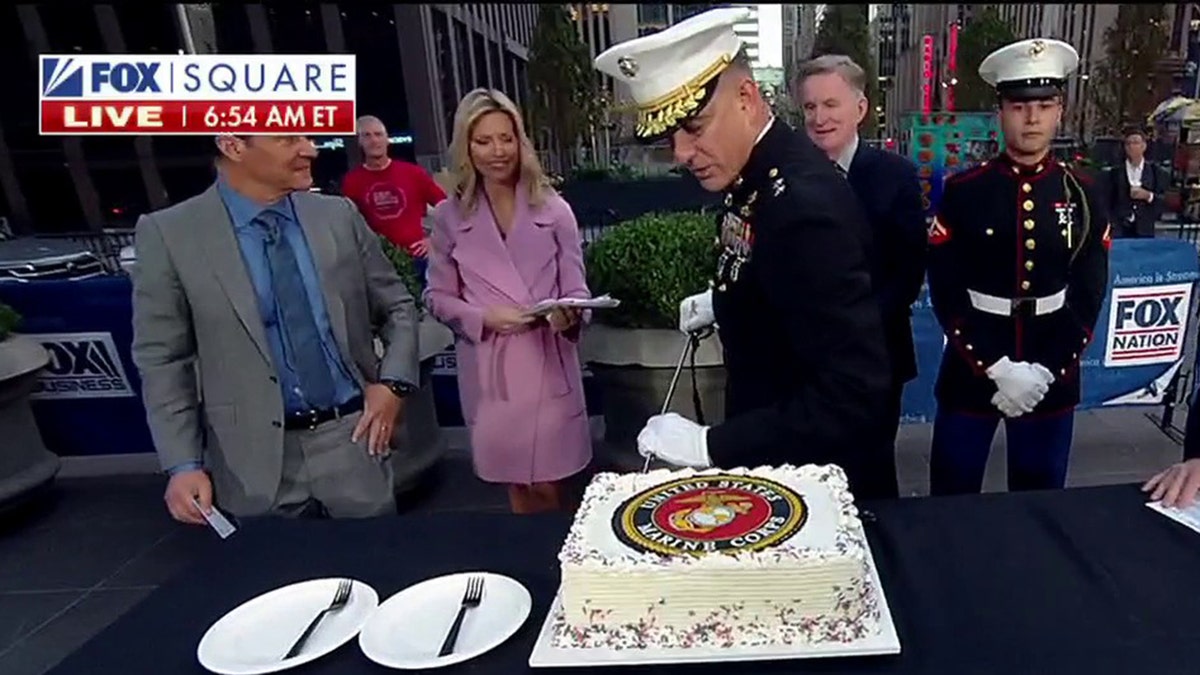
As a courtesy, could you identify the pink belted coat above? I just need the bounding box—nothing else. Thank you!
[424,185,593,485]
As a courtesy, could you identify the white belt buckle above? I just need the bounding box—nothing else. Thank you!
[968,289,1066,317]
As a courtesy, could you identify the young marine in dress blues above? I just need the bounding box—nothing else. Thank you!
[593,8,892,495]
[926,38,1110,496]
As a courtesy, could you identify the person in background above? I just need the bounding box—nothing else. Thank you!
[132,135,421,522]
[925,38,1110,496]
[341,115,446,276]
[596,8,892,494]
[1108,126,1166,238]
[797,54,927,499]
[423,89,593,514]
[1144,392,1200,507]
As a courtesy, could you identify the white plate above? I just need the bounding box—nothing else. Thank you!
[197,578,378,675]
[528,544,901,667]
[358,571,532,670]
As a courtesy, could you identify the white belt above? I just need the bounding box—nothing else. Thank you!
[967,288,1066,317]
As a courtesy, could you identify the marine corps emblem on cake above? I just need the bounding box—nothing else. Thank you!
[612,474,807,556]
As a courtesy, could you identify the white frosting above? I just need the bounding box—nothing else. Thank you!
[568,465,860,570]
[554,464,880,649]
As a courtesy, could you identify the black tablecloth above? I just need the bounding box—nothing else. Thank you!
[46,484,1200,674]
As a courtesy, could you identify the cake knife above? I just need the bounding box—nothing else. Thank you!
[642,335,694,473]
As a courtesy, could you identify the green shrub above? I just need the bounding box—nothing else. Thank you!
[0,302,20,341]
[567,161,645,183]
[379,238,425,310]
[584,211,716,329]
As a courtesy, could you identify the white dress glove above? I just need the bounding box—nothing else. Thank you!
[992,362,1055,417]
[991,391,1028,418]
[986,357,1055,414]
[637,413,713,468]
[678,290,715,333]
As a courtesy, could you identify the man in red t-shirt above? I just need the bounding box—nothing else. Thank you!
[342,115,446,269]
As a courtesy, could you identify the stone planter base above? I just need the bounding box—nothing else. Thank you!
[0,335,59,511]
[581,325,726,471]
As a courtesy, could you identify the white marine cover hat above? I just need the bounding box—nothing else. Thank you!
[978,38,1079,101]
[594,7,751,142]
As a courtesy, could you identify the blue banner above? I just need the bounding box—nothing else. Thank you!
[903,238,1200,422]
[0,276,157,457]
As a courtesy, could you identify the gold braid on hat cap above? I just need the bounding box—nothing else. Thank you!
[635,54,733,139]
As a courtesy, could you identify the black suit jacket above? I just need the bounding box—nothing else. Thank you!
[845,144,927,384]
[1107,161,1166,238]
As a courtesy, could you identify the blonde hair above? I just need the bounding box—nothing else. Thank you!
[447,88,551,215]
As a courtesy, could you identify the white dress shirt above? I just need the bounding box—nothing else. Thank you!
[836,134,860,175]
[1126,160,1144,188]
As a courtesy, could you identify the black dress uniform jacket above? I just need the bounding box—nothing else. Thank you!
[704,120,892,480]
[927,153,1110,415]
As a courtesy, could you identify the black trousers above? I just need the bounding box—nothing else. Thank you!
[854,383,903,500]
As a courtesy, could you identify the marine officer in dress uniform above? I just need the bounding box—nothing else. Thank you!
[926,38,1110,496]
[593,8,893,495]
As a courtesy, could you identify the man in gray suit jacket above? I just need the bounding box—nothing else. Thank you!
[131,134,421,523]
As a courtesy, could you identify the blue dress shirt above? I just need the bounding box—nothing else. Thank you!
[166,182,361,476]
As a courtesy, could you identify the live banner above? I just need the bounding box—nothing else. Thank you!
[903,238,1200,423]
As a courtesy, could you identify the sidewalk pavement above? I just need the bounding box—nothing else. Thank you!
[895,407,1187,497]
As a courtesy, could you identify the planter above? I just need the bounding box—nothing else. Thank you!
[581,324,726,470]
[0,334,59,511]
[388,317,454,494]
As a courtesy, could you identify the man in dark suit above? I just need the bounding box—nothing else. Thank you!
[797,54,927,499]
[1108,127,1166,238]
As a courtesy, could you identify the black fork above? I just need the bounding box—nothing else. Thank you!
[438,576,485,657]
[283,579,353,659]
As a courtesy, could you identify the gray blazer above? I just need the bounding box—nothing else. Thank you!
[130,184,420,515]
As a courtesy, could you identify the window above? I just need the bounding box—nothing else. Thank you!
[81,138,139,165]
[151,135,215,166]
[211,3,256,52]
[40,6,106,53]
[90,167,152,225]
[159,162,217,204]
[431,10,459,145]
[114,4,181,53]
[0,172,12,226]
[312,147,348,193]
[0,6,58,154]
[341,6,411,134]
[473,33,489,89]
[19,162,87,234]
[515,59,529,110]
[488,40,504,91]
[453,19,471,97]
[509,55,523,109]
[265,1,327,54]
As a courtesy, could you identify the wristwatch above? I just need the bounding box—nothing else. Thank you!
[380,379,418,398]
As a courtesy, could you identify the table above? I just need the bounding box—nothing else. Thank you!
[45,484,1200,674]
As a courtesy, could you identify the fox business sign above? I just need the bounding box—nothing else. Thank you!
[39,54,356,136]
[26,332,135,400]
[1103,283,1193,368]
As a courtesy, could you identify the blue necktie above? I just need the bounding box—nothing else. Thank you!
[257,211,337,410]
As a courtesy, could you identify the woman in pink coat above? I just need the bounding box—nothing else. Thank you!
[424,88,593,514]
